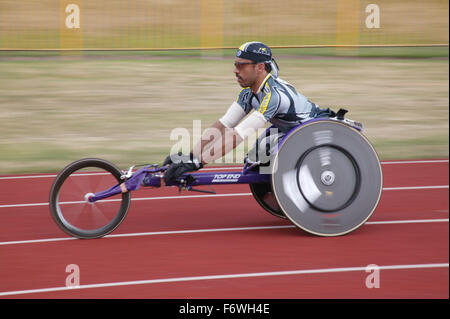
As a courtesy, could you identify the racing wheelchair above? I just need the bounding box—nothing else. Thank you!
[49,112,383,238]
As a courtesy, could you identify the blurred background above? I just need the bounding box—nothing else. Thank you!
[0,0,448,173]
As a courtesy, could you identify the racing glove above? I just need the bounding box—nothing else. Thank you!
[163,152,203,183]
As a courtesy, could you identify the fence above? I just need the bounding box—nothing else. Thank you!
[0,0,448,50]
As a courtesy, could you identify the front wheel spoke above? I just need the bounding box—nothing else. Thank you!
[50,158,131,238]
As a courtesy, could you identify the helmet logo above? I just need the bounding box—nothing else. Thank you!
[256,47,269,55]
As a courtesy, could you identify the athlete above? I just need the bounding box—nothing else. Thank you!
[164,41,330,182]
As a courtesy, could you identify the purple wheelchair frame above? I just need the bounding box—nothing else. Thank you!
[87,118,362,203]
[88,158,270,203]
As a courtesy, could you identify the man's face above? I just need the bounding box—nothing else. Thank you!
[234,57,259,88]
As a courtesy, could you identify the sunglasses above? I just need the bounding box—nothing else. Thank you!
[234,61,257,69]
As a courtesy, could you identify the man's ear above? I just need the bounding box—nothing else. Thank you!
[256,63,266,73]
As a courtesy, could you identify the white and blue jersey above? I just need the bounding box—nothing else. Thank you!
[236,74,318,133]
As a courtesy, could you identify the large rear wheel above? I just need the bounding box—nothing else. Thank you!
[272,120,383,236]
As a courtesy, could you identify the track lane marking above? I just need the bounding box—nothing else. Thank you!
[0,185,448,209]
[382,185,449,191]
[380,159,449,164]
[0,262,447,297]
[0,218,447,246]
[0,159,447,180]
[0,192,253,208]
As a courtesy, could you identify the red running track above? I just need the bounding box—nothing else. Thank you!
[0,159,448,299]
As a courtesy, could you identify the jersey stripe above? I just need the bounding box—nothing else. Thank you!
[258,85,272,115]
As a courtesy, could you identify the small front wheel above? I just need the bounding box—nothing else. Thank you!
[49,158,131,239]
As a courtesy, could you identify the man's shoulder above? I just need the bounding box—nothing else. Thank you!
[236,87,252,104]
[261,76,298,100]
[260,76,285,102]
[237,86,252,96]
[270,76,297,92]
[257,77,282,117]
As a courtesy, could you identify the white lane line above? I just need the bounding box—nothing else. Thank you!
[381,159,449,165]
[0,192,253,209]
[0,262,447,297]
[383,185,449,191]
[0,225,296,246]
[0,160,447,180]
[365,218,449,225]
[1,185,448,209]
[0,172,107,180]
[0,219,447,246]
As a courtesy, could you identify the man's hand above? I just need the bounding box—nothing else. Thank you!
[163,153,203,184]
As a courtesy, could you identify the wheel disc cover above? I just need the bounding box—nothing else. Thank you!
[272,120,383,236]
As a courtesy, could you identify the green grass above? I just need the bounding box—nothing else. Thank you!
[0,49,448,174]
[374,135,449,160]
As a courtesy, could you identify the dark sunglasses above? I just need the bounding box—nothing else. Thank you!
[234,61,257,69]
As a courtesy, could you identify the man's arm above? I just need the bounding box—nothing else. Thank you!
[192,101,247,164]
[191,120,227,163]
[196,123,243,165]
[194,110,268,165]
[163,104,266,183]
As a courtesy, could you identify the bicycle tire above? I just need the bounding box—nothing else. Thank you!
[49,158,131,239]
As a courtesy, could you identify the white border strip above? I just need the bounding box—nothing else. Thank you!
[0,192,253,209]
[0,218,447,246]
[1,185,448,209]
[0,160,447,180]
[383,185,449,191]
[381,159,449,165]
[0,262,447,297]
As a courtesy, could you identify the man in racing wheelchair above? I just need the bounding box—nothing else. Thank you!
[163,41,334,182]
[49,42,380,238]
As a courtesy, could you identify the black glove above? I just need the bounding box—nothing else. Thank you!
[163,152,203,183]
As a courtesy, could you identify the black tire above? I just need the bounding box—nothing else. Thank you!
[49,158,131,239]
[249,183,286,219]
